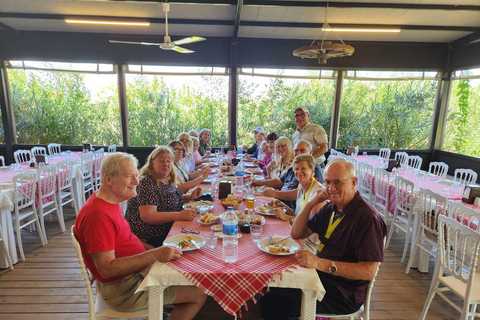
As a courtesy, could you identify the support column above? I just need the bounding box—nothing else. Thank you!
[329,70,344,150]
[429,72,452,151]
[116,64,130,149]
[0,61,17,163]
[229,46,238,147]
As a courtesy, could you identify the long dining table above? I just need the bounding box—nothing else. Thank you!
[136,159,325,320]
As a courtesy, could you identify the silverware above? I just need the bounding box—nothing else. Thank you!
[273,235,292,245]
[190,239,200,249]
[269,236,274,246]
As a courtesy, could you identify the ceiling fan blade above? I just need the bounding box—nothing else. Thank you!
[109,40,161,46]
[173,46,195,54]
[174,36,206,46]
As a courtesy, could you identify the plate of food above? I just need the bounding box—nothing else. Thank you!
[198,213,221,225]
[244,163,256,168]
[220,194,243,209]
[254,175,265,181]
[211,224,223,232]
[255,205,276,216]
[183,201,214,212]
[214,232,242,240]
[203,178,215,183]
[245,168,263,174]
[163,234,205,251]
[257,236,300,255]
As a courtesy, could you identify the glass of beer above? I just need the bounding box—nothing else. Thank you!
[243,189,256,222]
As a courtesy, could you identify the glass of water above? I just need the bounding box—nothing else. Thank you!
[205,231,218,249]
[250,225,263,243]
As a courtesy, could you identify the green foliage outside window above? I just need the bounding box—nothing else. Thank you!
[443,79,480,158]
[339,80,437,149]
[8,69,121,145]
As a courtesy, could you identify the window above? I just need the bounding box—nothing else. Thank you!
[238,68,335,146]
[125,66,229,146]
[443,69,480,157]
[339,71,440,149]
[7,61,121,145]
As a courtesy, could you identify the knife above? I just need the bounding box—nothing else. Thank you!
[190,239,200,249]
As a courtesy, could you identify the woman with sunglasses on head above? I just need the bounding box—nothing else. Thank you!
[266,136,294,179]
[168,140,211,193]
[125,146,203,248]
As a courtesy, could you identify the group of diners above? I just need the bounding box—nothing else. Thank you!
[73,106,387,320]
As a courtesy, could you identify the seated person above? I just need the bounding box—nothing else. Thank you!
[177,132,196,174]
[74,152,206,319]
[168,140,210,193]
[126,146,202,248]
[253,139,325,209]
[260,158,386,320]
[242,126,265,155]
[245,132,266,160]
[188,129,199,138]
[191,136,210,166]
[265,136,294,179]
[272,154,326,253]
[198,128,211,157]
[258,132,278,175]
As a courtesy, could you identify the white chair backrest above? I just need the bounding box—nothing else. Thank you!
[394,176,415,215]
[454,168,477,185]
[407,155,422,170]
[438,215,480,290]
[428,161,448,178]
[379,148,391,159]
[14,150,32,164]
[13,171,37,209]
[48,143,61,155]
[31,146,47,157]
[446,200,480,232]
[57,160,75,191]
[108,144,116,153]
[37,164,57,201]
[417,188,448,237]
[81,152,94,180]
[374,168,390,203]
[71,226,96,318]
[0,155,4,167]
[357,162,374,198]
[394,152,408,166]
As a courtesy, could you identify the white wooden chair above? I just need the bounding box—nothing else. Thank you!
[315,261,382,320]
[71,226,149,320]
[428,161,448,178]
[56,160,79,217]
[108,144,117,153]
[373,168,392,223]
[93,149,104,191]
[13,171,45,261]
[31,146,48,157]
[81,152,95,205]
[454,168,477,186]
[394,152,408,167]
[386,176,415,264]
[13,150,32,164]
[379,148,391,159]
[47,143,61,155]
[407,155,422,170]
[0,220,14,270]
[406,188,448,274]
[446,200,480,232]
[357,162,374,204]
[37,164,64,244]
[0,155,4,167]
[420,215,480,320]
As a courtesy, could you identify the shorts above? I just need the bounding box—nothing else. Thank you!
[97,270,178,311]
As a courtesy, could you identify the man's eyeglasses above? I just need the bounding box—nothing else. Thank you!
[294,113,308,119]
[324,178,352,188]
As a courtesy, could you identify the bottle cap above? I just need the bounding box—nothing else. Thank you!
[227,206,233,210]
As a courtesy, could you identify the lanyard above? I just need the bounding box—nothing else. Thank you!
[301,178,316,209]
[317,211,345,253]
[174,163,188,182]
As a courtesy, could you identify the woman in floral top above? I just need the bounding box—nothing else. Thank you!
[125,146,202,248]
[266,136,294,179]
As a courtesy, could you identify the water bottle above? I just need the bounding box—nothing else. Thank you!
[235,156,245,192]
[223,206,238,263]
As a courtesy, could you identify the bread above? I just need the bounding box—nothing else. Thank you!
[268,246,280,253]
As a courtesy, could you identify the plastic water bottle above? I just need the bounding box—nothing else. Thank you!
[223,206,238,263]
[235,155,245,192]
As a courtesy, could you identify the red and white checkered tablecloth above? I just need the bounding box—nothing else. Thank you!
[165,209,298,318]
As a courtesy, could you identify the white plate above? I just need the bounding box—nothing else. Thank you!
[163,234,205,251]
[246,168,263,174]
[257,237,300,256]
[198,215,221,225]
[244,163,256,168]
[246,215,266,226]
[435,179,456,185]
[183,201,214,211]
[254,176,265,181]
[203,178,214,183]
[214,232,242,240]
[211,225,222,232]
[255,205,276,216]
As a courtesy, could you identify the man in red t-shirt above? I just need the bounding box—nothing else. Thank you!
[74,152,206,319]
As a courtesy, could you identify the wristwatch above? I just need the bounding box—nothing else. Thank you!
[329,261,337,275]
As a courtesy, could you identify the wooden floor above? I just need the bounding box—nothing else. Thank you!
[0,210,462,320]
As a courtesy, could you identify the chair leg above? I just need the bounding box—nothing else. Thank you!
[419,277,438,320]
[53,198,66,233]
[0,230,14,270]
[386,214,398,249]
[15,222,26,262]
[401,224,412,264]
[37,206,48,245]
[32,208,46,247]
[405,227,421,274]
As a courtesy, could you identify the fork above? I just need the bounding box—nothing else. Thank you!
[273,235,292,245]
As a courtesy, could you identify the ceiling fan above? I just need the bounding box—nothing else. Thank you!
[109,2,206,53]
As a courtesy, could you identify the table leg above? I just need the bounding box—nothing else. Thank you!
[148,286,165,320]
[300,289,317,320]
[0,208,18,268]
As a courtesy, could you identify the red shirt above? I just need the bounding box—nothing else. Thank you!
[74,193,146,283]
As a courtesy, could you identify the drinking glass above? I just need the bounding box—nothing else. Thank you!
[205,232,218,249]
[250,225,263,243]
